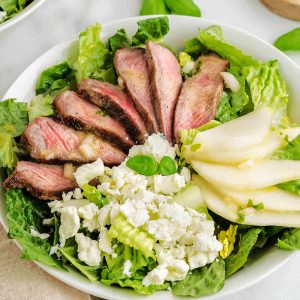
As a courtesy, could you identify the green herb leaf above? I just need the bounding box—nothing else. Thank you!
[82,184,107,208]
[132,16,169,46]
[277,228,300,250]
[35,62,74,95]
[274,28,300,51]
[126,155,159,176]
[225,228,262,277]
[140,0,169,15]
[108,28,131,53]
[158,156,177,175]
[164,0,201,17]
[172,260,225,297]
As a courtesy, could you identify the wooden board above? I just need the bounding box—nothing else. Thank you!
[261,0,300,21]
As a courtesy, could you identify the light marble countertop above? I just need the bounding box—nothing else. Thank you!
[1,0,300,299]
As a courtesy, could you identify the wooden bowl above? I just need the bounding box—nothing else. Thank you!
[261,0,300,21]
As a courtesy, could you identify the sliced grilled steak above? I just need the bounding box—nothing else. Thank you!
[146,41,182,143]
[3,161,77,200]
[78,79,147,144]
[22,117,126,166]
[53,91,134,151]
[174,55,229,144]
[114,48,158,134]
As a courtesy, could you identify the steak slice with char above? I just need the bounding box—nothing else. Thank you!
[146,41,182,143]
[22,117,126,166]
[173,55,229,144]
[78,79,147,144]
[114,48,158,134]
[53,91,134,152]
[3,161,77,200]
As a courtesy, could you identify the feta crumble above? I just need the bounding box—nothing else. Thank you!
[122,260,132,277]
[30,227,49,240]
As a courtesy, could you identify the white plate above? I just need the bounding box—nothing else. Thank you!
[1,15,300,300]
[0,0,46,33]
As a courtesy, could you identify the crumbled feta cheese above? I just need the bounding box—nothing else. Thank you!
[78,203,100,231]
[30,227,49,240]
[153,174,185,194]
[74,158,104,186]
[129,134,175,162]
[165,259,189,281]
[42,217,54,226]
[75,233,101,266]
[142,265,168,286]
[180,167,191,182]
[182,60,195,74]
[59,206,80,246]
[50,244,60,255]
[48,199,89,213]
[98,227,114,255]
[122,260,132,277]
[120,200,149,227]
[147,219,179,242]
[73,188,83,200]
[159,203,192,228]
[62,191,73,201]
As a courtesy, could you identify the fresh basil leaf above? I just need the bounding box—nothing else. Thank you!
[140,0,169,15]
[277,228,300,250]
[158,156,177,175]
[274,28,300,52]
[126,155,159,176]
[108,28,131,53]
[164,0,201,17]
[132,16,169,46]
[82,184,107,208]
[172,260,225,297]
[225,228,262,277]
[35,62,74,95]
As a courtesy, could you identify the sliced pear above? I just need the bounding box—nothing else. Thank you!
[185,132,283,165]
[192,159,300,191]
[213,185,300,212]
[192,175,300,227]
[193,107,272,151]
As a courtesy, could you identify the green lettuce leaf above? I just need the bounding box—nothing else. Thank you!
[101,243,168,294]
[59,239,101,282]
[278,180,300,196]
[225,228,262,277]
[277,228,300,250]
[274,27,300,52]
[6,188,65,270]
[27,94,55,121]
[0,0,31,21]
[132,16,169,46]
[140,0,169,15]
[184,37,206,59]
[108,29,131,53]
[164,0,201,17]
[172,259,225,297]
[35,62,74,95]
[243,60,289,128]
[0,133,18,169]
[72,23,116,84]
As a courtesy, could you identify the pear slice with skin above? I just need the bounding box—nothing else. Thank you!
[193,175,300,227]
[192,107,273,151]
[185,132,283,165]
[191,159,300,191]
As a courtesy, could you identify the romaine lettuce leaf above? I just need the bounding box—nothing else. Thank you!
[172,259,225,297]
[277,228,300,250]
[72,23,116,84]
[27,94,55,122]
[82,184,108,208]
[184,37,206,59]
[132,16,169,46]
[164,0,201,17]
[0,133,18,169]
[225,228,262,277]
[0,0,31,22]
[6,188,65,270]
[108,28,131,53]
[140,0,169,16]
[278,180,300,196]
[35,62,74,95]
[101,243,168,294]
[243,60,289,128]
[59,239,101,281]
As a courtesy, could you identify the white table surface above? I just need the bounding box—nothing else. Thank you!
[0,0,300,299]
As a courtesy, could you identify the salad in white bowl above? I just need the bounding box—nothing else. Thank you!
[1,16,300,298]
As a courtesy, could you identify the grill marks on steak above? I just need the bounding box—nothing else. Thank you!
[114,48,159,134]
[23,117,126,166]
[78,79,147,144]
[173,55,229,144]
[53,91,134,152]
[3,161,77,200]
[146,41,182,143]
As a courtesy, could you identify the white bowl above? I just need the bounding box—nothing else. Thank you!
[1,15,300,300]
[0,0,46,33]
